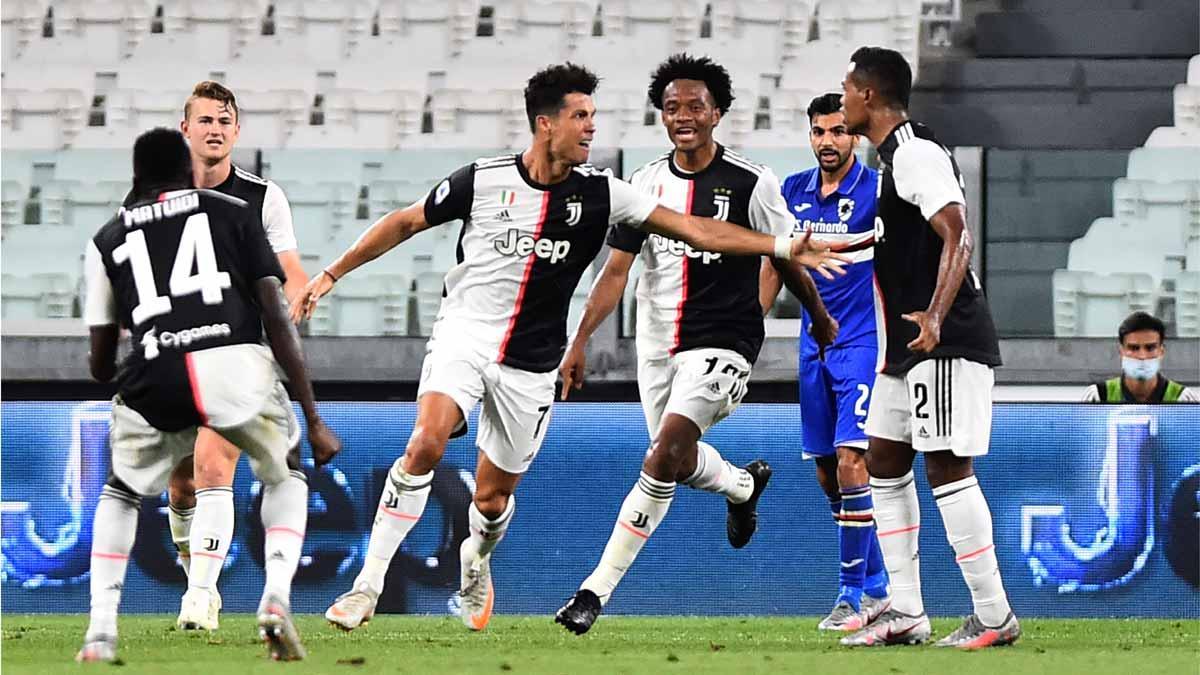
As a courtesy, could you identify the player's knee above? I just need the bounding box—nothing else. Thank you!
[404,426,448,473]
[167,473,196,509]
[472,490,511,521]
[836,449,869,487]
[643,436,694,482]
[924,452,973,488]
[813,455,841,499]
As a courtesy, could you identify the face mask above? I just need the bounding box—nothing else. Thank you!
[1122,356,1160,381]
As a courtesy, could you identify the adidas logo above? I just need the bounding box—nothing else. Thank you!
[269,550,286,562]
[917,426,930,439]
[106,583,123,592]
[708,381,721,395]
[494,209,513,223]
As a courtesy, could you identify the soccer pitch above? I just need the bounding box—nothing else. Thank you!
[3,615,1196,674]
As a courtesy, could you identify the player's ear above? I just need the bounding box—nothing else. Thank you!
[536,113,552,136]
[712,108,722,128]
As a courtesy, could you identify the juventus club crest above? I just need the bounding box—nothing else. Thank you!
[565,198,582,227]
[713,189,731,221]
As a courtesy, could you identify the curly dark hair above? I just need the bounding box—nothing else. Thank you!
[132,127,192,197]
[524,63,600,132]
[647,53,734,114]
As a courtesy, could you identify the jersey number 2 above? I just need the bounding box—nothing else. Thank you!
[111,213,232,326]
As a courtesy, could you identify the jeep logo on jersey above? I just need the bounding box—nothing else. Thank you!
[565,201,582,227]
[649,234,722,264]
[494,229,571,264]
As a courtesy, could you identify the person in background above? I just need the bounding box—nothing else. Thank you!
[1082,311,1199,403]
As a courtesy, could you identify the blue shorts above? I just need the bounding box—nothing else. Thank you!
[800,345,876,459]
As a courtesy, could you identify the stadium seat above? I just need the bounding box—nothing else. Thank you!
[270,179,356,244]
[233,89,308,148]
[707,0,811,68]
[1126,147,1200,183]
[1052,270,1158,337]
[1174,83,1200,131]
[16,1,152,65]
[64,179,127,238]
[417,87,526,148]
[1,0,48,61]
[413,269,446,335]
[252,0,373,64]
[1066,216,1172,286]
[569,37,670,90]
[818,0,920,78]
[509,0,592,54]
[768,87,823,137]
[371,0,479,59]
[2,180,24,231]
[0,272,77,320]
[1177,270,1200,337]
[606,1,705,54]
[779,40,857,93]
[366,179,429,221]
[1145,126,1200,148]
[1112,178,1199,249]
[328,274,410,335]
[1,89,87,149]
[155,0,263,62]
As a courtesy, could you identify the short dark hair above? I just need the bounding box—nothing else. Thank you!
[1118,311,1165,344]
[807,92,844,123]
[132,127,192,195]
[185,80,239,121]
[849,46,912,109]
[524,63,599,132]
[648,53,735,114]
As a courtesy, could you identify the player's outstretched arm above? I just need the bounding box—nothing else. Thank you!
[560,249,636,400]
[257,276,342,465]
[291,201,433,322]
[640,206,849,277]
[903,203,970,353]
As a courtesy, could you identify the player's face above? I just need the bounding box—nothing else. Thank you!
[809,111,855,174]
[545,92,596,166]
[661,80,720,153]
[841,71,869,135]
[181,97,240,165]
[1120,329,1164,361]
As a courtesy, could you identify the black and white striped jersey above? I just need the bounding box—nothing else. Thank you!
[422,153,658,372]
[874,121,1001,375]
[84,189,285,431]
[606,145,793,364]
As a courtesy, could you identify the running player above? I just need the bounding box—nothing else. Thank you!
[76,128,340,663]
[296,63,846,634]
[837,47,1019,649]
[554,54,842,635]
[157,81,309,630]
[760,93,891,632]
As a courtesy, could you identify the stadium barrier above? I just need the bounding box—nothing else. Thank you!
[2,402,1197,618]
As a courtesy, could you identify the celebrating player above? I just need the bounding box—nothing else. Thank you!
[76,128,340,663]
[296,63,846,634]
[553,54,841,635]
[760,93,891,632]
[138,81,311,632]
[837,47,1019,649]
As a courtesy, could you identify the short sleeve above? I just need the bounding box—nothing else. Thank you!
[262,181,298,253]
[606,222,648,253]
[423,163,476,226]
[747,169,794,237]
[83,239,117,326]
[606,175,658,227]
[892,139,965,221]
[1180,387,1200,403]
[240,209,287,284]
[1080,384,1102,403]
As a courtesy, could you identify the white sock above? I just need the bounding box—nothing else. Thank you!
[356,460,433,591]
[86,486,140,640]
[168,503,194,577]
[934,475,1012,626]
[260,471,308,603]
[460,497,515,587]
[580,472,674,606]
[683,441,754,503]
[187,487,234,592]
[871,471,924,616]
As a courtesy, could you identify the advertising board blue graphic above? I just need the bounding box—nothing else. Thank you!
[2,402,1197,617]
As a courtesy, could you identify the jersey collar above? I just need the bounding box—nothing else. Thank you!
[667,143,724,180]
[1122,374,1170,402]
[804,156,865,199]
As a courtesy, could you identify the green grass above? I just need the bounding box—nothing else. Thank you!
[2,615,1196,674]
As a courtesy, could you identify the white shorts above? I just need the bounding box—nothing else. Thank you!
[109,381,301,496]
[865,358,994,457]
[417,343,556,475]
[638,348,751,438]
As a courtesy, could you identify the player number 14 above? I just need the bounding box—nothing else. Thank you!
[111,213,232,326]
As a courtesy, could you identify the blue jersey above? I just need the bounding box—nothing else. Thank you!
[781,159,878,360]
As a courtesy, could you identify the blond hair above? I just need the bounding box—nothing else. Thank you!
[183,80,239,121]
